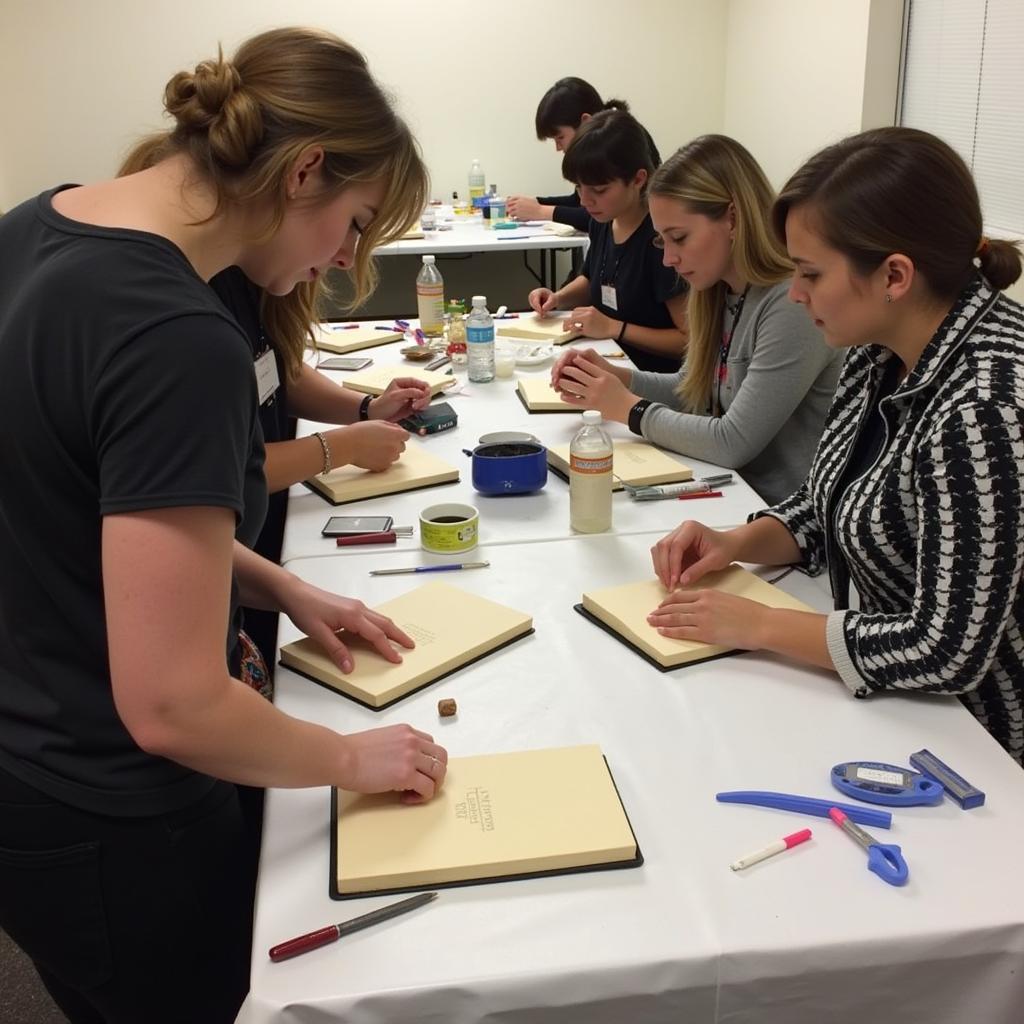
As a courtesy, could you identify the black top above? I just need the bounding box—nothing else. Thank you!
[210,267,294,669]
[581,213,686,373]
[0,189,267,816]
[537,123,662,233]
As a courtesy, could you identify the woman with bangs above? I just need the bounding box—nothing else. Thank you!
[0,28,448,1023]
[507,76,661,231]
[528,108,688,373]
[552,134,841,504]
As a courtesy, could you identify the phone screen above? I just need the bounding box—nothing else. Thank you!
[321,515,394,536]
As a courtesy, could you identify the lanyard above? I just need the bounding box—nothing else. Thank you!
[715,286,748,416]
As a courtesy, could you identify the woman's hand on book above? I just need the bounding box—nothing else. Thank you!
[340,724,449,801]
[553,351,636,423]
[371,378,432,422]
[651,520,739,591]
[647,588,765,651]
[333,421,409,472]
[565,305,617,340]
[283,581,415,673]
[528,287,558,315]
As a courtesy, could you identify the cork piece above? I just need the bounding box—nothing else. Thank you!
[437,698,457,718]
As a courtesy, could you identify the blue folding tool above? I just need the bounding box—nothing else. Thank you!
[715,791,892,829]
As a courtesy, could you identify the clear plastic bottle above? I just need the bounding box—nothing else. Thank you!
[569,411,613,533]
[416,255,444,339]
[468,158,486,207]
[466,295,495,383]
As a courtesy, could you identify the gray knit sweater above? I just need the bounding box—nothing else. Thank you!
[629,281,841,505]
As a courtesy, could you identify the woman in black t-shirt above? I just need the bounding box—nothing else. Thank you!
[0,28,449,1024]
[526,109,688,373]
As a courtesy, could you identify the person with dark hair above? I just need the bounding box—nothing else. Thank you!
[507,77,661,231]
[0,28,448,1022]
[649,127,1024,767]
[526,109,687,373]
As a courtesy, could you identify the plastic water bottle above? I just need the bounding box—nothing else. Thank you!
[466,295,495,383]
[569,411,613,533]
[468,158,486,207]
[416,255,444,339]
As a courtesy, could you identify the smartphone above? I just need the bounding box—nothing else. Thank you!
[319,356,373,371]
[321,515,394,537]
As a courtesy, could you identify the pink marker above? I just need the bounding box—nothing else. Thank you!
[730,828,812,871]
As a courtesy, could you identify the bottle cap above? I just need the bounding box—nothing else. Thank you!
[472,295,487,306]
[422,255,435,264]
[582,410,602,424]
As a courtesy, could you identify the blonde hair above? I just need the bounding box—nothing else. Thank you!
[119,28,428,380]
[649,135,791,411]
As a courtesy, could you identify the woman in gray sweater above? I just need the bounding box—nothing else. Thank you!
[552,135,841,505]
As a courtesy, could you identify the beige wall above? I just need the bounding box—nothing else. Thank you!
[723,0,903,189]
[0,0,727,211]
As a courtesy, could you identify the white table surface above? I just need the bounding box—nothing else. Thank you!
[237,534,1024,1024]
[374,209,589,258]
[283,336,759,565]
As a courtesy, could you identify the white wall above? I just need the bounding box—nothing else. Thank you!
[723,0,902,189]
[0,0,727,212]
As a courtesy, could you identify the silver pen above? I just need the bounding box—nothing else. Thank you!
[628,473,734,501]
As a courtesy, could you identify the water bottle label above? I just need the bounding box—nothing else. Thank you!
[570,453,613,475]
[466,326,494,344]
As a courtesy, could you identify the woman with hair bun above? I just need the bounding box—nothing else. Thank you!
[507,76,661,230]
[0,28,447,1022]
[650,127,1024,767]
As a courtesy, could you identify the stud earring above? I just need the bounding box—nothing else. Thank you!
[884,293,893,303]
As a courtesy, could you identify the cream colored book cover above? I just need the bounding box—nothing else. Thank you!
[549,441,694,491]
[580,565,815,669]
[304,441,459,505]
[343,366,456,398]
[313,324,404,354]
[497,313,583,345]
[280,581,533,709]
[332,744,639,896]
[515,377,579,412]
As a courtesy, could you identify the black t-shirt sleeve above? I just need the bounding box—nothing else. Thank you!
[537,192,580,208]
[91,314,257,519]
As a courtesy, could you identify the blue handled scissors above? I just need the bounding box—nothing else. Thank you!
[829,807,909,886]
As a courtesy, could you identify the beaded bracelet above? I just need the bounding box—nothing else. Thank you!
[312,431,332,476]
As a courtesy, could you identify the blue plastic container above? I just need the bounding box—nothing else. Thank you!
[467,441,548,495]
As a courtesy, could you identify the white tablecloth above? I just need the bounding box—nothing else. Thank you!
[283,337,760,565]
[237,533,1024,1024]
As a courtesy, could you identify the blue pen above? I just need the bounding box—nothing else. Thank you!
[369,561,490,577]
[395,319,410,329]
[328,323,360,331]
[497,235,532,241]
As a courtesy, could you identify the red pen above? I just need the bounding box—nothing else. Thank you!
[677,490,724,500]
[335,532,398,547]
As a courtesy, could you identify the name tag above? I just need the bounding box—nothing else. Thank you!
[254,348,280,406]
[600,284,618,311]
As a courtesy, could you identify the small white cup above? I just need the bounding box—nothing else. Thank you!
[494,347,517,379]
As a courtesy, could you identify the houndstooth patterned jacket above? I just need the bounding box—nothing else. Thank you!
[757,275,1024,765]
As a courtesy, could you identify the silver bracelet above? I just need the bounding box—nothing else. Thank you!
[312,431,332,476]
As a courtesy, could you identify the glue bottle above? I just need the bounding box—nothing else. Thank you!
[468,158,486,208]
[416,255,444,339]
[569,411,613,533]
